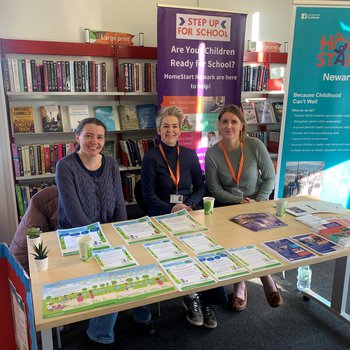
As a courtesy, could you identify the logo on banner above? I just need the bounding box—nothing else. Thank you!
[301,13,320,20]
[176,13,231,41]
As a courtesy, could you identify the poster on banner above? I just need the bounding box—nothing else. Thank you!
[276,6,350,208]
[157,6,246,161]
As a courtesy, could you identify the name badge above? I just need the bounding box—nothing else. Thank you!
[170,194,183,204]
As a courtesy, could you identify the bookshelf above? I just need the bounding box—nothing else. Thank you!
[0,38,158,220]
[241,51,288,165]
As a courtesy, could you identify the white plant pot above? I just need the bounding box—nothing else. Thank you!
[34,257,48,272]
[27,236,42,254]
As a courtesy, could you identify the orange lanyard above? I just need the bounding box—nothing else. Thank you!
[159,144,181,191]
[220,141,244,186]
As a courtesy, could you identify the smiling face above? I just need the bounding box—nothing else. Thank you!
[218,112,243,146]
[158,115,181,146]
[76,123,106,158]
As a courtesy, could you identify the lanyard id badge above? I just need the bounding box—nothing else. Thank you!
[170,194,183,204]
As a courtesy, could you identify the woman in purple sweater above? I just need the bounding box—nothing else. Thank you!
[56,118,153,349]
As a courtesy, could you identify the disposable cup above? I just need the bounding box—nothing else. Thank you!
[203,196,215,215]
[275,199,288,217]
[77,235,93,261]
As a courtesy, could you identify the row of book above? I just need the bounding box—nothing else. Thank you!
[2,58,108,93]
[119,138,158,167]
[241,99,283,124]
[242,65,268,92]
[10,103,157,134]
[121,172,140,203]
[247,131,280,153]
[15,183,51,218]
[12,142,76,177]
[119,62,157,93]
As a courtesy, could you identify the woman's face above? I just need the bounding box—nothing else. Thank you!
[76,123,106,157]
[218,112,243,142]
[158,115,181,146]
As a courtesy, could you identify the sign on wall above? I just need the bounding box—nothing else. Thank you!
[276,4,350,208]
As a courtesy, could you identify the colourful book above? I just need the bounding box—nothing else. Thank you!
[68,105,90,131]
[94,106,116,131]
[136,104,157,129]
[118,105,139,130]
[11,106,35,133]
[40,105,63,132]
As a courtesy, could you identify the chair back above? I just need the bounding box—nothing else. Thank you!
[9,185,59,273]
[134,180,149,214]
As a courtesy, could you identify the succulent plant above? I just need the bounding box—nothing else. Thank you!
[31,242,49,260]
[26,227,42,239]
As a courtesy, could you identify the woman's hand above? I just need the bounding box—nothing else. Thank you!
[242,197,255,203]
[171,203,193,212]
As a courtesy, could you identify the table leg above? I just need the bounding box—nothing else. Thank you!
[302,256,350,324]
[41,328,54,350]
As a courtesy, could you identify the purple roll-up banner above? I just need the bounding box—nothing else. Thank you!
[157,6,247,169]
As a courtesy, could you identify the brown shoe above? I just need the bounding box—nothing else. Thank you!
[231,287,247,311]
[264,283,283,308]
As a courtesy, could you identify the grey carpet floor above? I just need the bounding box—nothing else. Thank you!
[46,260,350,350]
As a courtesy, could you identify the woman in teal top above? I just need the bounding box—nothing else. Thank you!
[205,104,282,311]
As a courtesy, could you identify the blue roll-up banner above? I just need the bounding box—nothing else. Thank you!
[276,3,350,208]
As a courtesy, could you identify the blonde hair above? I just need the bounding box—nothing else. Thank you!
[156,106,184,129]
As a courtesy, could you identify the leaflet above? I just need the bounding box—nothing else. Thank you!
[290,232,343,255]
[153,209,208,236]
[262,238,316,263]
[177,233,222,254]
[42,264,175,319]
[112,216,167,244]
[56,222,110,256]
[143,239,189,264]
[161,258,216,291]
[92,246,138,272]
[227,245,283,272]
[196,250,250,281]
[286,200,346,217]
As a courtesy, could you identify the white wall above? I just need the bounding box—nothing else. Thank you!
[0,0,292,46]
[0,0,293,244]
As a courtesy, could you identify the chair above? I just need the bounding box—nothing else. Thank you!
[10,185,58,274]
[134,179,149,215]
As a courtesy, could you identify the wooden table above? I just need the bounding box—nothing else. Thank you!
[29,197,350,349]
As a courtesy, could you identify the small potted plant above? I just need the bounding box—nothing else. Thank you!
[31,241,50,271]
[26,227,42,253]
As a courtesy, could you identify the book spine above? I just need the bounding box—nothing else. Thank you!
[30,59,37,92]
[28,145,36,175]
[12,59,21,92]
[36,144,42,175]
[43,61,49,92]
[15,184,25,218]
[17,145,24,176]
[11,143,20,177]
[57,61,63,92]
[25,59,32,92]
[1,58,11,92]
[101,62,107,92]
[19,59,26,92]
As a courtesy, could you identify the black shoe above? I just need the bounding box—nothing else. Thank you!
[135,320,156,335]
[183,294,203,326]
[202,304,217,329]
[85,335,118,349]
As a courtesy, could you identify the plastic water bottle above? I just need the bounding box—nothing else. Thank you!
[297,265,312,291]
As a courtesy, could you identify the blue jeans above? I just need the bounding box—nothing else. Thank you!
[87,305,151,344]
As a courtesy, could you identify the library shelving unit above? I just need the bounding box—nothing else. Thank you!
[0,38,158,219]
[241,51,288,161]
